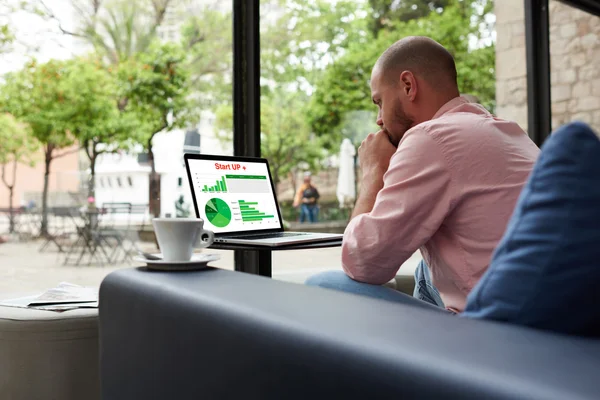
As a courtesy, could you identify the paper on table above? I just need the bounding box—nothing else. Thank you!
[28,282,98,306]
[0,295,39,308]
[31,302,99,311]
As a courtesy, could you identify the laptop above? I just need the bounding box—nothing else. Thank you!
[184,154,343,247]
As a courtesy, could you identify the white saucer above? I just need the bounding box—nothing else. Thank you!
[133,253,221,271]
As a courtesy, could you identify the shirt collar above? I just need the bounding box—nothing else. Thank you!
[432,96,469,120]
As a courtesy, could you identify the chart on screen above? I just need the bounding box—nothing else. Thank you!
[187,158,282,233]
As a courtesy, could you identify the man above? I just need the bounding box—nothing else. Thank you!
[306,36,539,313]
[293,172,320,223]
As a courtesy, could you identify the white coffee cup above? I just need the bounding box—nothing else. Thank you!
[152,218,215,262]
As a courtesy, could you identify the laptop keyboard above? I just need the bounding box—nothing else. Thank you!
[224,232,306,240]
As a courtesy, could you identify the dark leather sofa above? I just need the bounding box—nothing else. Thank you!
[99,267,600,400]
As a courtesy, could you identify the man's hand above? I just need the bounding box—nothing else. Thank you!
[351,131,397,220]
[358,130,397,178]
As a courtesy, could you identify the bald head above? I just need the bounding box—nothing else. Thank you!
[375,36,458,91]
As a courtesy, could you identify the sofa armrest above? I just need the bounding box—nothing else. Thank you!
[99,268,600,400]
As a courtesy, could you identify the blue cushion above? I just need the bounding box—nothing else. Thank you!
[463,122,600,337]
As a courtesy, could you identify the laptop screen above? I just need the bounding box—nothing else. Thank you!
[185,156,283,234]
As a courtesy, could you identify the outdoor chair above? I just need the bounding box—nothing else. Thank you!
[117,203,149,261]
[95,203,133,263]
[63,207,113,266]
[0,206,40,241]
[39,206,79,253]
[0,207,22,237]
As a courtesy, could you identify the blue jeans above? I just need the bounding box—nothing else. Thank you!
[300,204,319,223]
[413,260,444,307]
[305,261,447,312]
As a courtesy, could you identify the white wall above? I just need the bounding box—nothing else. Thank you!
[94,112,232,217]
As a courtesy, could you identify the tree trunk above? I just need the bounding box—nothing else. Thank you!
[88,151,97,202]
[41,145,53,237]
[148,136,160,218]
[272,170,280,199]
[289,170,297,199]
[2,162,17,234]
[8,159,17,233]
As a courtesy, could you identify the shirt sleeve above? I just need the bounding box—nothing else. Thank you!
[342,129,455,284]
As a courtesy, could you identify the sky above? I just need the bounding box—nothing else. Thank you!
[1,0,78,75]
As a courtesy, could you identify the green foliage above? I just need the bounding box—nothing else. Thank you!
[117,41,192,146]
[0,112,37,231]
[0,113,38,166]
[75,0,167,64]
[307,41,382,149]
[260,90,325,188]
[63,57,141,199]
[214,0,369,188]
[0,58,84,233]
[214,88,325,190]
[0,23,13,53]
[261,0,369,92]
[0,59,77,151]
[307,0,496,148]
[180,7,232,107]
[368,0,451,35]
[66,58,138,153]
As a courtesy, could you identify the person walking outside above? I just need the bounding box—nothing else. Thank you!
[293,172,320,223]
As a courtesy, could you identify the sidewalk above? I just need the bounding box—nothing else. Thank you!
[0,240,420,296]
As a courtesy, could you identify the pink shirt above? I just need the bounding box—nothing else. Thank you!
[342,97,540,312]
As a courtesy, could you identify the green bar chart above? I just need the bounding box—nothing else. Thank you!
[239,200,275,222]
[202,176,228,193]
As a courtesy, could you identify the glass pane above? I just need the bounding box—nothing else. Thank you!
[549,0,600,131]
[494,0,527,130]
[0,0,233,295]
[260,1,497,283]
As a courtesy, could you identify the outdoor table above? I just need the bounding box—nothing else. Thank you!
[63,208,111,265]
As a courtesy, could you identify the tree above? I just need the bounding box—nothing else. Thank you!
[260,0,368,93]
[367,0,451,36]
[117,42,191,217]
[35,0,176,64]
[0,0,16,54]
[215,88,324,195]
[0,113,38,232]
[36,0,224,217]
[0,59,78,235]
[214,0,370,192]
[67,57,141,201]
[307,0,496,148]
[180,5,232,107]
[261,91,325,192]
[0,22,12,53]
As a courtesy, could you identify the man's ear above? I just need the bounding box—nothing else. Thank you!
[399,71,417,101]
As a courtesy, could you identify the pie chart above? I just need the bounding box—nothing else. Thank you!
[205,198,231,228]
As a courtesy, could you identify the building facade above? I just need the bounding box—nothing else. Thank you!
[495,0,600,133]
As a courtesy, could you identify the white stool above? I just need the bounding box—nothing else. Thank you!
[0,305,99,400]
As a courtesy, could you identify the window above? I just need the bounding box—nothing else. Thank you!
[259,0,496,282]
[137,152,149,165]
[0,0,233,293]
[549,1,600,133]
[183,128,201,154]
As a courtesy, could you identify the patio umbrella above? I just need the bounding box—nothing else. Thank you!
[336,138,356,209]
